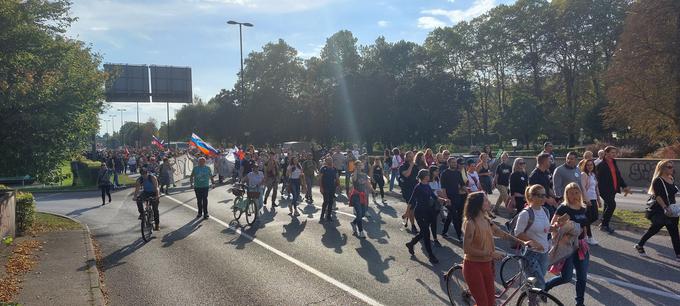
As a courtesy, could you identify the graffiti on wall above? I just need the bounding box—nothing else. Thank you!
[628,162,655,182]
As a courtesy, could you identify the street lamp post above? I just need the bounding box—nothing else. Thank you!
[227,20,253,104]
[109,114,117,147]
[117,108,126,145]
[611,131,618,143]
[511,139,518,155]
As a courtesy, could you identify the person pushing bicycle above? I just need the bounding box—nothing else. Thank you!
[134,168,161,230]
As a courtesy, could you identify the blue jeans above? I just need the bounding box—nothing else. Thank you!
[113,172,119,187]
[352,204,367,232]
[389,168,399,191]
[545,251,589,306]
[522,249,548,290]
[290,178,301,208]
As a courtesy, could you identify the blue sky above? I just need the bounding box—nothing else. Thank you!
[71,0,515,136]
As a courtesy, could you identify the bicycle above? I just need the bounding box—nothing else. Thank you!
[138,195,155,242]
[444,253,563,306]
[229,183,259,226]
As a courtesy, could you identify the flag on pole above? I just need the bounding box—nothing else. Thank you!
[495,149,503,160]
[190,133,219,157]
[151,135,165,149]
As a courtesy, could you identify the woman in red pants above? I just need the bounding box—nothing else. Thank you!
[462,192,530,306]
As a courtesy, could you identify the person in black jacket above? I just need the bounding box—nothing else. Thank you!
[529,153,557,218]
[596,146,631,234]
[441,158,467,241]
[634,160,679,260]
[405,169,449,264]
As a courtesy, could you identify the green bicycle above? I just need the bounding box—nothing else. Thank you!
[229,183,258,226]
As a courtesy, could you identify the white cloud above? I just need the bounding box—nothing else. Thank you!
[420,0,497,26]
[377,20,389,27]
[298,43,324,59]
[417,16,447,29]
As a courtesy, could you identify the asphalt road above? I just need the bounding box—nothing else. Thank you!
[35,180,680,306]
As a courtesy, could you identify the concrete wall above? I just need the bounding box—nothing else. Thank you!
[0,191,16,239]
[509,157,680,189]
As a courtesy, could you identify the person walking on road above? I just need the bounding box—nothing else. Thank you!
[97,163,113,206]
[441,158,467,242]
[287,157,305,217]
[158,157,174,195]
[596,146,631,234]
[389,148,403,192]
[370,158,386,203]
[530,153,558,218]
[319,157,339,221]
[302,153,317,204]
[349,160,374,238]
[190,157,215,219]
[493,152,512,214]
[399,151,418,233]
[264,154,280,208]
[514,184,551,290]
[134,168,161,230]
[552,151,583,204]
[509,158,529,216]
[428,166,448,247]
[405,169,448,264]
[635,160,680,260]
[462,192,529,306]
[544,183,591,306]
[477,153,493,195]
[580,159,601,245]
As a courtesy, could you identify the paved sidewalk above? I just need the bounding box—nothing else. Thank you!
[16,228,104,306]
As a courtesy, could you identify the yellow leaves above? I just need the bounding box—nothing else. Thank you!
[0,239,44,303]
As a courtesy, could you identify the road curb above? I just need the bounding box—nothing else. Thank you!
[36,211,106,306]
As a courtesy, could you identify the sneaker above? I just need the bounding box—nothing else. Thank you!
[402,218,408,228]
[456,235,463,242]
[351,221,358,234]
[272,202,278,208]
[203,215,209,220]
[102,203,106,206]
[600,225,615,234]
[634,244,647,257]
[411,224,418,234]
[406,242,415,255]
[196,214,202,219]
[441,233,449,239]
[358,231,366,238]
[587,237,599,245]
[433,240,442,247]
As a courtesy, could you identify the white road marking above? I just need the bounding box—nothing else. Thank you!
[164,195,384,306]
[584,271,680,301]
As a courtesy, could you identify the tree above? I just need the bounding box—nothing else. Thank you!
[0,0,106,182]
[605,0,680,144]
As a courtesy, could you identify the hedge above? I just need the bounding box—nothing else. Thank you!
[16,191,35,233]
[72,158,103,187]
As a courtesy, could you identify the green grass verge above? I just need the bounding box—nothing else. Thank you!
[607,208,652,231]
[30,212,82,233]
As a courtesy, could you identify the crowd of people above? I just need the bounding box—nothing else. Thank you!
[90,141,677,306]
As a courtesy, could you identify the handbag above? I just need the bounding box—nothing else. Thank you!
[646,177,674,222]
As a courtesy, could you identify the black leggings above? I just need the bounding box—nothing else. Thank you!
[195,187,209,216]
[442,194,465,238]
[100,185,111,204]
[638,217,680,255]
[371,177,385,198]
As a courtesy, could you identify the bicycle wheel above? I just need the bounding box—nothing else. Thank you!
[516,288,563,306]
[233,197,243,221]
[245,199,257,225]
[445,264,475,306]
[141,207,152,242]
[500,255,525,289]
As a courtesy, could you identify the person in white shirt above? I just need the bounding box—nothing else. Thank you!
[246,164,265,210]
[514,184,551,290]
[465,159,481,192]
[594,150,605,166]
[580,159,601,245]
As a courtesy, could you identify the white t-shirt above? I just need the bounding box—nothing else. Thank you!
[514,207,551,253]
[467,171,480,192]
[583,172,598,201]
[391,155,402,169]
[429,181,441,192]
[246,171,264,188]
[289,166,302,179]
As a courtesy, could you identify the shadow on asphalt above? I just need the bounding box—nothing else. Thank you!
[321,220,347,254]
[99,238,147,271]
[161,218,203,248]
[67,205,103,217]
[282,218,307,242]
[355,238,395,283]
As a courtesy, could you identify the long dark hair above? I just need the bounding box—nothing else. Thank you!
[429,166,440,182]
[463,192,487,221]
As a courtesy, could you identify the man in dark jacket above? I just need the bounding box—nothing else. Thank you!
[596,146,631,233]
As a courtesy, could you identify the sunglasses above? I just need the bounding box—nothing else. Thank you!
[518,162,526,165]
[531,193,546,198]
[666,165,674,169]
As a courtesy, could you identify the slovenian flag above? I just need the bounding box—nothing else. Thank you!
[151,135,165,149]
[190,133,219,157]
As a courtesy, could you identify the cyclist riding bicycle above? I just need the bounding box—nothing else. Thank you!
[134,168,161,230]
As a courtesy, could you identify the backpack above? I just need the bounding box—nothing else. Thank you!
[506,206,549,250]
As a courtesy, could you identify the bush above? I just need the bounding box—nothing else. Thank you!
[72,158,103,186]
[16,191,36,234]
[648,143,680,159]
